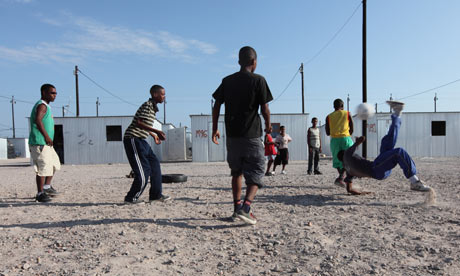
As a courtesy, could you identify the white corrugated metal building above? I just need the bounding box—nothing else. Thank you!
[51,116,189,165]
[320,112,460,158]
[0,138,6,159]
[190,113,309,162]
[8,138,30,158]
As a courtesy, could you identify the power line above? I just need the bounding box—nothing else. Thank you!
[303,1,362,67]
[76,68,138,107]
[377,76,460,105]
[272,2,362,104]
[272,68,301,103]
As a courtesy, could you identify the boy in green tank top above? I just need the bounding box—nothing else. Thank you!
[29,84,61,202]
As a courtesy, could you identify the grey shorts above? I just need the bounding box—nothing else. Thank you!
[226,137,265,188]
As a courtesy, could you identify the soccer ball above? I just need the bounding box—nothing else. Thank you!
[355,102,375,120]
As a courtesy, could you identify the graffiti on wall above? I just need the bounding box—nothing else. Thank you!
[78,133,94,145]
[195,129,208,138]
[367,123,376,133]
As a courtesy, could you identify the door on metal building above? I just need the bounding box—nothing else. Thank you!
[208,121,226,162]
[54,125,65,164]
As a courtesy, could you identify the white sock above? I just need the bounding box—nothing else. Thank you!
[44,184,51,189]
[409,175,419,184]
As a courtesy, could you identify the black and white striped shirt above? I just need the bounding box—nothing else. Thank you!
[124,99,159,139]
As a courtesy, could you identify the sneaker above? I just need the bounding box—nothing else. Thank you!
[231,212,239,222]
[36,192,52,203]
[314,170,322,175]
[410,180,430,192]
[236,209,257,225]
[149,195,171,203]
[334,178,346,188]
[386,100,404,114]
[271,171,276,176]
[265,172,272,176]
[44,186,59,197]
[124,198,142,204]
[307,171,312,175]
[281,170,287,175]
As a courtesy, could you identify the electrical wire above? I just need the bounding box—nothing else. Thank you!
[377,76,460,105]
[272,1,362,104]
[272,68,301,103]
[303,2,362,67]
[76,68,138,107]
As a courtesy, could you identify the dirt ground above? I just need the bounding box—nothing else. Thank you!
[0,157,459,276]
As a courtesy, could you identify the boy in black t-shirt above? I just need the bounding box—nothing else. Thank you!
[212,46,273,225]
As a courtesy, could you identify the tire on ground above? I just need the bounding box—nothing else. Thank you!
[162,174,188,183]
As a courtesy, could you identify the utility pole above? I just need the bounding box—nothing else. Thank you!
[347,94,350,111]
[362,0,368,158]
[96,97,100,117]
[10,96,16,138]
[434,93,438,112]
[62,106,65,117]
[300,63,305,114]
[389,93,393,112]
[375,103,378,113]
[163,100,166,124]
[74,65,80,117]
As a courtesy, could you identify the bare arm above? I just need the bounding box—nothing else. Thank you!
[35,104,53,146]
[261,103,272,133]
[325,116,330,136]
[348,112,354,135]
[136,119,166,140]
[212,100,222,144]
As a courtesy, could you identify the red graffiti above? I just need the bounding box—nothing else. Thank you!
[195,129,208,138]
[368,123,376,133]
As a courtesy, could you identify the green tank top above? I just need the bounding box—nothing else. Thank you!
[29,100,54,145]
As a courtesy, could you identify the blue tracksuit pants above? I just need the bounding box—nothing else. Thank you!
[372,114,417,180]
[124,137,162,201]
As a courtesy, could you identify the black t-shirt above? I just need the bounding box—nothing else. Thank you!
[343,144,374,178]
[212,71,273,138]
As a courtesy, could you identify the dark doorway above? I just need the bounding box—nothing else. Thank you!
[54,125,64,164]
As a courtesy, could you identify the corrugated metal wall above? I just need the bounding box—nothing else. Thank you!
[0,138,7,159]
[54,116,163,165]
[321,112,460,158]
[190,114,309,162]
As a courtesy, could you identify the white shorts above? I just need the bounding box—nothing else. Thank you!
[30,145,61,176]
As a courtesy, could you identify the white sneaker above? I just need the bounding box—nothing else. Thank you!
[386,100,404,115]
[410,180,430,192]
[270,171,275,176]
[281,170,287,175]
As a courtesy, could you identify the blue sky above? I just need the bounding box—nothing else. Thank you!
[1,0,459,138]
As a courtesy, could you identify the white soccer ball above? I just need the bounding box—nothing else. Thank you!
[355,102,375,120]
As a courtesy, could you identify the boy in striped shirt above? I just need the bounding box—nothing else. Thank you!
[123,85,170,203]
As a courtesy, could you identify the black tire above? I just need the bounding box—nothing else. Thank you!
[162,174,188,183]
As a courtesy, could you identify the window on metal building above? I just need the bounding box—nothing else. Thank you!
[431,121,446,136]
[106,125,122,141]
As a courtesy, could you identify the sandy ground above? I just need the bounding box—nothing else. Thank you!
[0,157,459,276]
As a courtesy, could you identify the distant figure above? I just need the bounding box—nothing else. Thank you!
[123,85,170,204]
[338,101,431,195]
[264,128,277,176]
[212,46,273,225]
[29,84,61,202]
[307,117,322,175]
[325,99,354,187]
[273,126,292,175]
